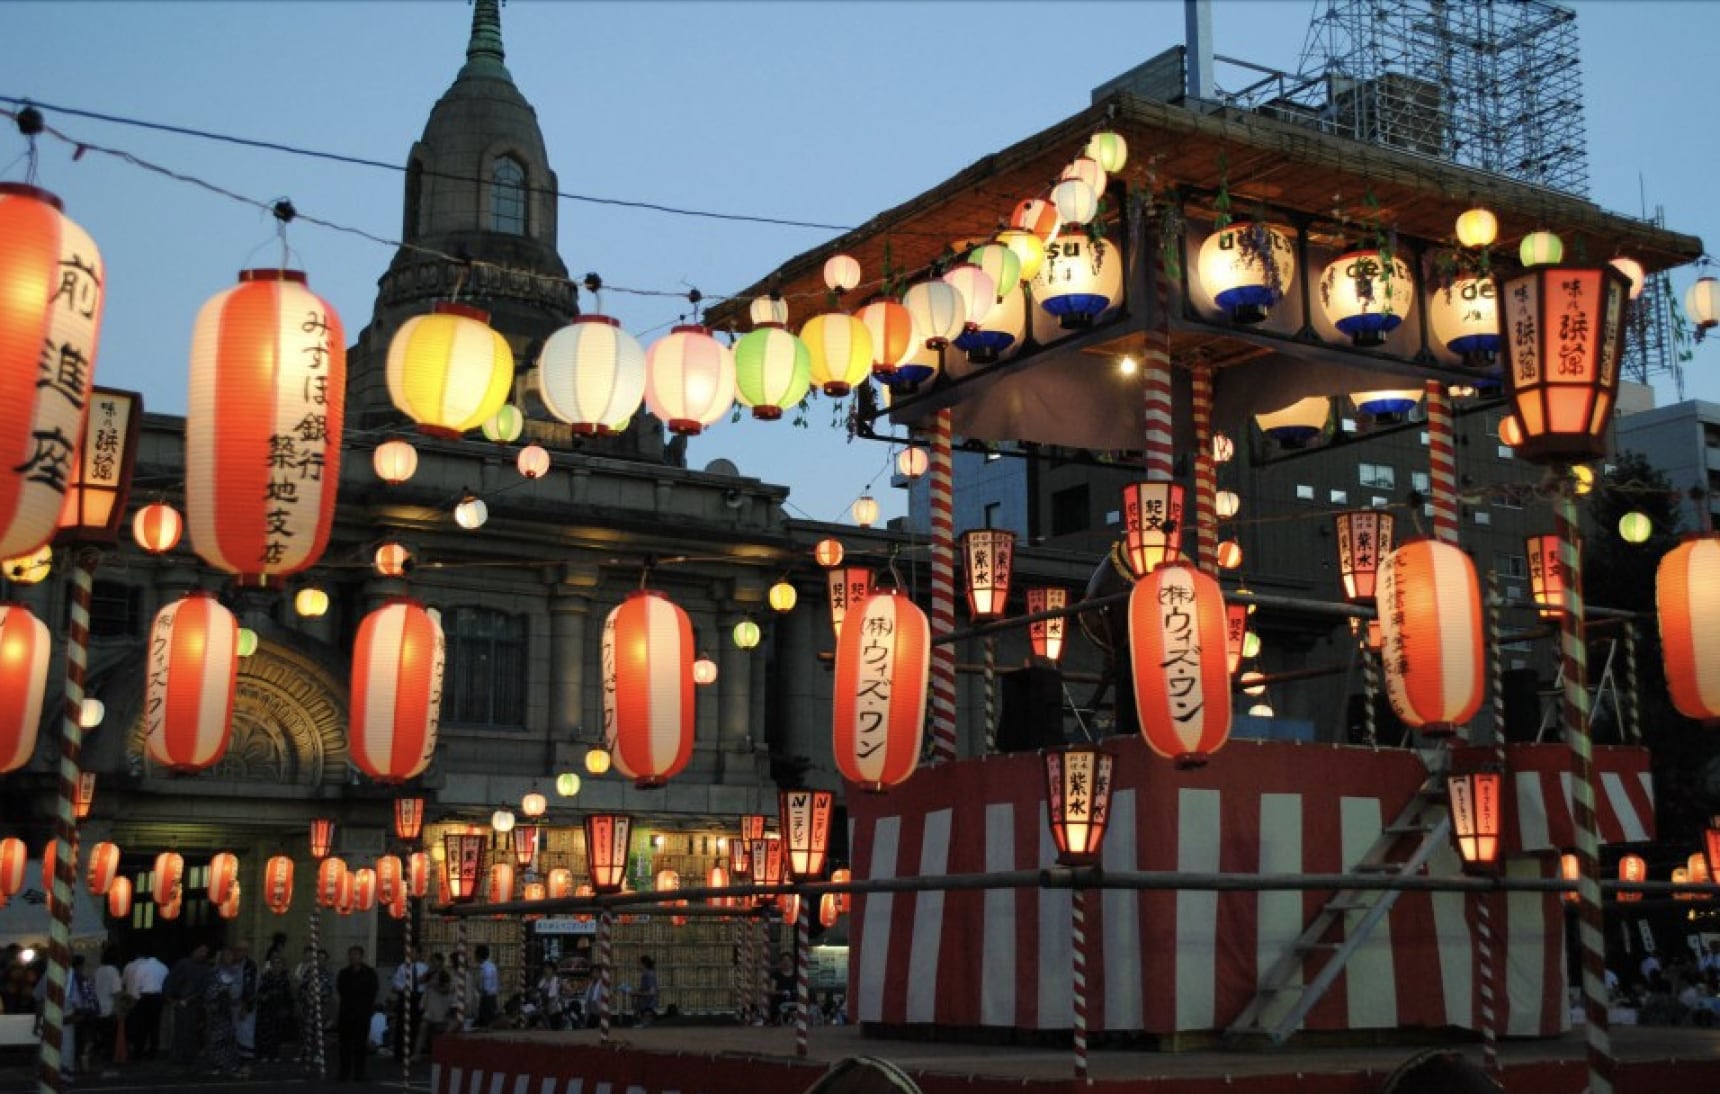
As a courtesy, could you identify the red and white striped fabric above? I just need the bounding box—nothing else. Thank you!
[350,598,444,783]
[602,590,694,788]
[833,592,929,792]
[1470,744,1657,853]
[0,603,50,774]
[1128,563,1232,766]
[144,591,238,773]
[185,269,345,582]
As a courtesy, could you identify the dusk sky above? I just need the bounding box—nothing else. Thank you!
[5,1,1715,526]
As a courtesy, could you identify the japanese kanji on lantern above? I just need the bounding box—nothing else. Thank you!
[57,387,141,542]
[602,590,695,788]
[0,184,104,561]
[1497,264,1630,462]
[352,866,378,912]
[832,591,930,791]
[1121,482,1184,577]
[0,603,50,774]
[152,851,184,907]
[826,566,873,642]
[350,598,445,783]
[1445,768,1504,872]
[317,856,348,909]
[961,529,1015,620]
[264,854,294,915]
[186,269,345,582]
[386,302,514,439]
[778,788,834,879]
[106,876,133,920]
[208,851,240,906]
[407,851,430,899]
[1333,510,1395,601]
[1656,533,1720,722]
[582,813,632,894]
[1376,539,1484,736]
[1043,746,1116,865]
[1128,562,1232,767]
[144,591,239,773]
[1525,533,1568,619]
[84,841,120,897]
[1027,587,1068,662]
[376,854,403,906]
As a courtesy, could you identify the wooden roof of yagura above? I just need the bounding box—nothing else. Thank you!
[712,90,1705,453]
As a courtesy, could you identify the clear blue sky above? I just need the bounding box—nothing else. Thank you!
[5,1,1714,526]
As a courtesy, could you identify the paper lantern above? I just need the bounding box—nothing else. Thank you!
[1498,414,1524,449]
[1619,511,1653,544]
[1688,277,1719,332]
[1560,853,1580,906]
[536,314,647,435]
[235,627,259,658]
[1445,769,1504,871]
[895,448,928,480]
[1525,534,1568,620]
[753,834,787,901]
[1657,534,1720,721]
[778,788,834,880]
[205,850,239,907]
[749,295,788,328]
[1617,854,1646,903]
[1255,395,1330,447]
[548,867,574,900]
[1215,491,1241,519]
[767,579,798,612]
[997,229,1046,283]
[731,815,765,878]
[584,746,612,775]
[386,796,423,842]
[707,864,730,909]
[516,443,550,479]
[819,892,840,928]
[309,817,336,859]
[0,837,23,898]
[453,494,487,530]
[1224,600,1251,676]
[372,439,418,485]
[106,875,133,920]
[1010,198,1060,243]
[2,544,51,585]
[1085,130,1128,171]
[1035,236,1115,329]
[1049,179,1098,226]
[1603,257,1644,301]
[1217,540,1244,570]
[373,541,411,578]
[481,404,524,443]
[832,591,930,791]
[491,808,516,834]
[85,841,120,897]
[1044,746,1116,865]
[316,856,347,908]
[1121,481,1183,577]
[1348,386,1424,421]
[187,269,345,581]
[583,813,632,894]
[443,832,484,903]
[1027,586,1068,663]
[1377,539,1485,735]
[901,281,965,352]
[855,299,915,380]
[511,824,539,868]
[350,598,444,784]
[407,851,430,899]
[733,619,761,650]
[555,772,581,797]
[1428,275,1501,364]
[692,655,718,685]
[152,850,184,907]
[0,184,105,562]
[1519,231,1564,267]
[1060,156,1107,196]
[515,792,544,820]
[814,538,845,568]
[800,313,873,398]
[826,566,873,642]
[1319,250,1416,346]
[42,839,69,914]
[0,603,49,774]
[645,324,735,435]
[943,264,998,329]
[1688,854,1714,901]
[386,302,513,439]
[1197,221,1296,324]
[1454,208,1498,249]
[851,495,879,528]
[347,866,374,912]
[830,866,852,914]
[478,861,510,905]
[823,254,861,294]
[602,590,695,788]
[733,326,811,419]
[962,529,1015,620]
[1498,264,1629,463]
[1129,563,1233,767]
[132,502,183,554]
[1334,510,1396,602]
[967,243,1022,299]
[294,586,330,618]
[144,592,239,773]
[77,697,103,730]
[264,855,294,914]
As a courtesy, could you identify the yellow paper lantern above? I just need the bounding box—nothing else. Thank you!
[386,303,514,439]
[1454,208,1498,249]
[294,586,330,618]
[768,580,798,612]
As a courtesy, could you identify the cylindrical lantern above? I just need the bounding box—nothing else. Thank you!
[317,856,348,908]
[152,850,184,907]
[1657,534,1720,721]
[393,796,425,841]
[823,254,861,294]
[0,837,24,898]
[547,867,574,900]
[373,439,418,485]
[1444,769,1504,872]
[814,538,844,568]
[644,324,735,436]
[1196,221,1296,324]
[732,326,811,419]
[208,851,240,907]
[1334,510,1396,602]
[375,855,403,906]
[1121,481,1184,577]
[1428,276,1501,363]
[962,528,1015,620]
[851,495,879,528]
[749,295,788,328]
[819,892,840,928]
[555,771,581,797]
[0,603,50,774]
[1519,231,1564,267]
[442,832,484,903]
[583,813,632,894]
[0,184,105,562]
[1319,250,1416,346]
[830,866,852,914]
[832,591,930,791]
[1689,854,1714,901]
[1376,539,1485,735]
[187,269,346,581]
[800,313,874,397]
[778,788,834,880]
[706,864,730,909]
[1034,236,1116,329]
[386,302,513,439]
[350,598,445,783]
[826,566,873,643]
[348,866,375,912]
[485,862,513,905]
[1027,586,1068,663]
[131,502,183,554]
[85,841,120,897]
[1044,746,1116,865]
[1687,277,1719,332]
[1050,179,1098,226]
[855,299,915,380]
[536,314,648,435]
[1255,395,1330,447]
[901,281,965,352]
[1560,853,1580,906]
[602,590,696,787]
[1498,264,1630,462]
[1525,534,1568,620]
[1617,854,1646,903]
[1129,563,1233,767]
[511,824,539,868]
[1454,208,1498,250]
[144,592,239,773]
[1225,599,1251,676]
[309,817,336,860]
[516,443,550,480]
[407,851,430,899]
[294,586,330,618]
[107,875,133,920]
[264,855,294,915]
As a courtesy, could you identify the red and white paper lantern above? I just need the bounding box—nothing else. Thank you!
[832,591,930,791]
[208,851,240,907]
[152,851,184,907]
[317,856,348,909]
[0,837,23,898]
[643,325,735,436]
[106,875,133,919]
[350,598,445,783]
[351,866,377,912]
[1128,562,1233,767]
[85,840,120,897]
[144,592,239,773]
[264,854,294,915]
[376,854,403,906]
[1377,539,1485,736]
[0,603,49,774]
[1657,534,1720,721]
[408,851,430,900]
[487,862,515,905]
[602,590,695,788]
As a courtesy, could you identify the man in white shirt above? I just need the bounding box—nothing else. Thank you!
[93,948,123,1070]
[121,951,169,1059]
[474,945,500,1027]
[389,949,428,1062]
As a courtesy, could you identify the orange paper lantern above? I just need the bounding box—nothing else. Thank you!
[0,603,50,774]
[217,882,242,920]
[1498,265,1629,463]
[1657,534,1720,721]
[350,598,445,783]
[547,867,574,900]
[352,866,377,912]
[602,591,695,788]
[1377,539,1484,736]
[152,850,184,907]
[1526,534,1569,620]
[317,856,348,909]
[264,854,294,915]
[1027,587,1068,663]
[826,566,874,644]
[208,851,240,907]
[0,837,23,898]
[375,854,403,906]
[830,867,852,915]
[820,892,840,928]
[407,851,430,899]
[1128,562,1232,767]
[1617,854,1646,903]
[487,862,515,905]
[144,591,239,773]
[856,299,915,378]
[1121,482,1184,577]
[85,841,120,897]
[131,502,183,554]
[832,591,929,791]
[106,875,133,919]
[583,813,632,895]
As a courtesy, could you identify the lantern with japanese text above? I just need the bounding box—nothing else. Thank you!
[1617,854,1646,903]
[350,598,445,784]
[733,326,811,419]
[264,855,293,914]
[144,592,239,773]
[778,789,834,880]
[602,590,695,788]
[1319,249,1415,346]
[583,813,632,894]
[1196,221,1296,324]
[187,270,345,581]
[347,866,376,912]
[0,838,23,898]
[1445,768,1504,872]
[132,502,183,555]
[316,856,348,908]
[393,797,425,842]
[855,299,915,380]
[0,603,49,774]
[1334,510,1395,602]
[484,862,512,905]
[152,851,184,907]
[753,834,786,904]
[1497,264,1629,462]
[826,566,873,643]
[547,867,574,900]
[85,841,120,897]
[511,825,539,869]
[1428,276,1501,365]
[1526,534,1569,620]
[386,303,513,438]
[830,866,852,914]
[443,831,484,903]
[1656,534,1720,722]
[0,184,104,561]
[644,325,735,436]
[309,817,336,860]
[407,851,430,899]
[1121,481,1184,577]
[208,851,239,907]
[1376,539,1484,736]
[1033,236,1116,330]
[819,892,840,928]
[106,875,133,920]
[962,529,1015,620]
[801,313,874,397]
[1044,745,1116,865]
[832,591,929,791]
[537,314,647,435]
[1225,599,1251,676]
[375,854,403,906]
[1027,587,1068,663]
[1129,563,1232,767]
[653,868,686,925]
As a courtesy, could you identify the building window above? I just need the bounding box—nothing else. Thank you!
[1411,471,1430,494]
[1358,462,1396,489]
[1295,484,1315,501]
[1329,488,1349,505]
[983,501,1001,529]
[1050,484,1089,536]
[1371,496,1389,509]
[443,606,527,727]
[984,450,1001,463]
[1496,553,1527,579]
[1473,510,1492,526]
[490,156,527,235]
[88,581,141,639]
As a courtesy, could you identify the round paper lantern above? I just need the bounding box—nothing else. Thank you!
[1034,237,1117,329]
[491,808,516,834]
[947,267,1014,362]
[832,591,930,791]
[152,850,184,907]
[943,266,998,330]
[733,619,761,650]
[521,791,547,818]
[823,254,861,294]
[132,502,183,554]
[407,851,430,899]
[1428,276,1501,362]
[896,448,928,479]
[547,867,574,900]
[1608,257,1645,301]
[106,875,133,920]
[693,655,718,685]
[556,771,582,797]
[1519,231,1564,267]
[1619,511,1653,544]
[1454,208,1498,249]
[85,841,120,897]
[317,856,347,908]
[516,443,550,479]
[733,326,811,418]
[603,590,696,788]
[2,545,50,585]
[997,229,1047,283]
[1215,491,1241,519]
[1050,179,1098,226]
[1657,534,1720,721]
[749,295,788,328]
[145,592,239,773]
[1128,563,1232,767]
[1319,250,1416,346]
[967,243,1022,300]
[644,325,735,435]
[264,854,294,914]
[187,269,346,581]
[800,313,873,397]
[0,184,105,562]
[901,281,966,351]
[0,603,49,774]
[481,404,524,443]
[1217,540,1244,570]
[1376,539,1484,735]
[851,495,879,528]
[350,597,445,783]
[1197,221,1297,324]
[386,303,513,439]
[0,837,24,898]
[1685,276,1719,332]
[814,538,845,568]
[1061,156,1107,196]
[584,746,612,775]
[374,541,411,577]
[537,314,648,435]
[1255,395,1330,447]
[294,586,330,618]
[208,851,239,907]
[1085,131,1128,172]
[487,861,514,905]
[854,299,915,380]
[236,627,260,658]
[769,580,798,613]
[453,494,487,530]
[1010,198,1061,243]
[373,439,418,485]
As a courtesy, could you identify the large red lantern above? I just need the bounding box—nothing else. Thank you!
[152,851,184,907]
[0,837,22,898]
[1121,482,1184,577]
[393,797,425,842]
[386,302,514,439]
[962,529,1015,620]
[208,851,240,907]
[1044,746,1116,865]
[583,813,632,895]
[1525,534,1568,620]
[144,591,239,773]
[643,324,735,435]
[1617,854,1646,903]
[352,866,378,912]
[0,184,104,561]
[317,856,348,909]
[826,567,873,642]
[1377,539,1484,736]
[375,854,403,906]
[264,855,294,915]
[832,591,930,791]
[407,851,430,899]
[602,590,695,788]
[186,269,345,581]
[1498,264,1629,462]
[1027,587,1068,663]
[351,598,445,783]
[0,603,50,774]
[778,789,834,880]
[106,875,133,920]
[1334,510,1395,602]
[85,841,120,897]
[1128,562,1232,767]
[1656,534,1720,722]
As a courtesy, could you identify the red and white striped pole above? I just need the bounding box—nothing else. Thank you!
[1071,887,1091,1083]
[794,894,811,1057]
[1140,335,1174,482]
[756,916,771,1020]
[1478,567,1510,1078]
[1189,361,1218,575]
[927,407,959,762]
[597,909,614,1044]
[1425,381,1460,544]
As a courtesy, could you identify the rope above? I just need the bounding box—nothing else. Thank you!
[928,409,959,762]
[1479,567,1507,1078]
[306,907,325,1079]
[983,638,997,755]
[449,916,467,1039]
[1623,623,1642,744]
[756,917,771,1021]
[1361,636,1379,748]
[1425,381,1461,544]
[597,910,613,1044]
[1072,887,1090,1084]
[1142,257,1175,481]
[402,897,415,1083]
[795,896,811,1058]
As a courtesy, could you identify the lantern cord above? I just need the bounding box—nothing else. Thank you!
[12,102,41,183]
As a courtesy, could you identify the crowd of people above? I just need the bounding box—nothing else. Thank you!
[1618,942,1720,1026]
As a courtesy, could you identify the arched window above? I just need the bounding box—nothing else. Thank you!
[490,156,527,235]
[442,606,527,727]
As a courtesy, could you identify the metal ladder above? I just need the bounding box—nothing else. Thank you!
[1224,766,1452,1046]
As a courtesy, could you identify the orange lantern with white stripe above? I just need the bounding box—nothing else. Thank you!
[1376,539,1484,736]
[375,854,403,906]
[830,866,852,915]
[0,603,49,774]
[855,299,914,379]
[317,856,348,909]
[1526,534,1568,620]
[208,851,240,907]
[1010,198,1060,243]
[800,313,874,397]
[602,590,695,788]
[832,591,930,791]
[145,592,239,773]
[351,866,377,912]
[386,303,514,439]
[1129,562,1233,767]
[85,841,120,897]
[407,851,430,899]
[131,502,183,555]
[264,855,294,915]
[334,868,356,915]
[1617,854,1646,903]
[536,314,647,436]
[152,850,184,907]
[0,838,23,899]
[487,861,515,905]
[217,881,242,920]
[350,598,445,783]
[820,892,840,928]
[186,269,346,582]
[106,875,133,920]
[1657,534,1720,721]
[643,324,735,436]
[0,184,105,561]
